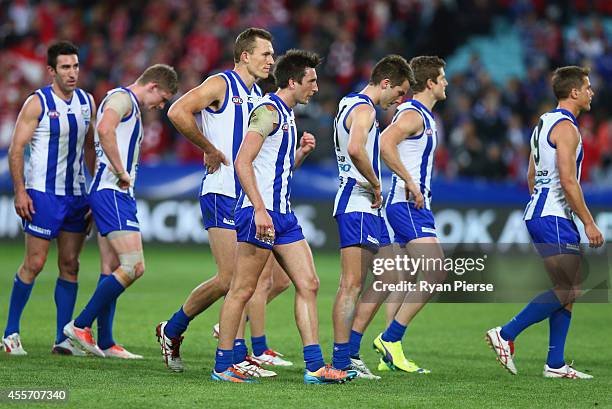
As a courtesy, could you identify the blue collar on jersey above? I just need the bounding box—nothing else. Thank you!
[550,108,578,126]
[347,92,375,107]
[47,85,74,105]
[269,92,291,112]
[226,70,256,94]
[120,86,141,108]
[409,98,434,117]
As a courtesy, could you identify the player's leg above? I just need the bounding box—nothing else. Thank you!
[267,257,291,302]
[65,230,144,357]
[2,233,50,355]
[52,231,87,356]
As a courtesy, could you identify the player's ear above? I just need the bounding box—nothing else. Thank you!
[288,78,295,89]
[381,79,390,90]
[47,65,57,75]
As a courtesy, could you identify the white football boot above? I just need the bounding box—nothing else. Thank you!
[2,333,27,355]
[103,345,143,359]
[252,349,293,366]
[485,327,517,375]
[52,338,86,356]
[156,321,184,372]
[234,356,277,377]
[349,357,381,380]
[543,362,593,379]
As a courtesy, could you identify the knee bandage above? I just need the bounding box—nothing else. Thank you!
[118,251,144,279]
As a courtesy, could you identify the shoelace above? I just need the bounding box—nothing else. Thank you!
[169,336,183,358]
[245,356,264,369]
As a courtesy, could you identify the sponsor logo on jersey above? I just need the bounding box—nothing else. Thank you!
[223,217,235,226]
[48,110,60,119]
[82,107,90,117]
[421,227,437,234]
[282,123,289,131]
[366,235,380,245]
[232,96,243,105]
[27,224,51,236]
[426,128,433,136]
[126,220,140,228]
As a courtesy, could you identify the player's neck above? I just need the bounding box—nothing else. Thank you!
[275,88,297,108]
[557,101,580,118]
[51,83,74,102]
[359,85,380,105]
[413,92,436,112]
[233,65,257,89]
[126,83,143,106]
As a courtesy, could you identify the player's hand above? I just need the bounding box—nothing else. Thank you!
[584,222,604,248]
[116,171,131,190]
[204,148,228,174]
[406,182,424,209]
[14,189,35,221]
[254,208,275,246]
[84,209,94,238]
[299,132,316,155]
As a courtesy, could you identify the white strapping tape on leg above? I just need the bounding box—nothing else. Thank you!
[118,251,144,279]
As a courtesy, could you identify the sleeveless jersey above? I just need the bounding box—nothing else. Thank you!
[238,93,297,213]
[26,86,92,195]
[200,70,262,199]
[386,99,438,210]
[90,87,143,197]
[523,108,583,220]
[332,93,381,216]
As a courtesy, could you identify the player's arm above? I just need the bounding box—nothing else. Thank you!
[167,76,228,173]
[235,105,278,240]
[554,120,603,247]
[96,93,131,189]
[380,109,425,209]
[527,153,535,195]
[294,132,316,169]
[346,104,382,208]
[9,95,42,221]
[83,93,97,177]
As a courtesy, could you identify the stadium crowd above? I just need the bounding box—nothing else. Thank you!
[1,0,611,182]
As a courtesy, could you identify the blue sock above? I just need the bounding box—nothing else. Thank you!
[4,274,34,337]
[382,319,407,343]
[164,306,192,338]
[74,275,124,329]
[303,344,325,372]
[349,330,363,358]
[332,342,350,370]
[547,308,571,369]
[54,278,78,344]
[251,335,268,357]
[214,348,234,373]
[500,289,562,341]
[96,274,117,350]
[233,339,248,364]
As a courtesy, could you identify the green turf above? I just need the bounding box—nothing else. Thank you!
[0,240,610,409]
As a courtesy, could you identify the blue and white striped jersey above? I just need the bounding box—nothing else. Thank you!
[26,86,92,196]
[386,99,438,210]
[238,93,297,214]
[200,70,262,199]
[524,109,583,220]
[90,87,143,197]
[332,93,381,216]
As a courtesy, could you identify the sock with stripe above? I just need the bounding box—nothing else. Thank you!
[164,306,192,339]
[251,335,268,357]
[74,275,124,329]
[4,274,34,337]
[303,344,325,372]
[382,319,407,343]
[54,278,78,344]
[349,330,363,358]
[546,308,571,369]
[96,274,117,350]
[500,289,562,341]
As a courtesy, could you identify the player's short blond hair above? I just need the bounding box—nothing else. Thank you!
[137,64,178,94]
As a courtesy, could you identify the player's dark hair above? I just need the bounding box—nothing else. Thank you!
[370,55,414,87]
[234,28,273,63]
[551,66,590,100]
[257,73,277,95]
[409,56,446,93]
[274,49,321,88]
[137,64,179,94]
[47,41,79,70]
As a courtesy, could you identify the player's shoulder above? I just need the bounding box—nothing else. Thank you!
[21,92,44,119]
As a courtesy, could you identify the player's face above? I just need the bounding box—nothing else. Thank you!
[294,68,318,104]
[432,68,448,101]
[380,79,410,110]
[576,76,594,112]
[246,38,275,80]
[50,54,79,94]
[144,84,174,110]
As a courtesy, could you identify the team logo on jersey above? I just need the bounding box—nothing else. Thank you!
[82,107,90,117]
[282,123,289,131]
[232,96,243,105]
[247,96,258,104]
[426,128,433,136]
[47,110,60,119]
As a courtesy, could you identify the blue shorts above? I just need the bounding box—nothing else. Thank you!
[525,216,581,258]
[236,206,304,250]
[386,202,437,244]
[379,216,391,247]
[335,212,388,249]
[21,189,89,240]
[89,189,139,236]
[200,193,236,230]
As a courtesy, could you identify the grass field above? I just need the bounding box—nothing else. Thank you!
[0,240,611,409]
